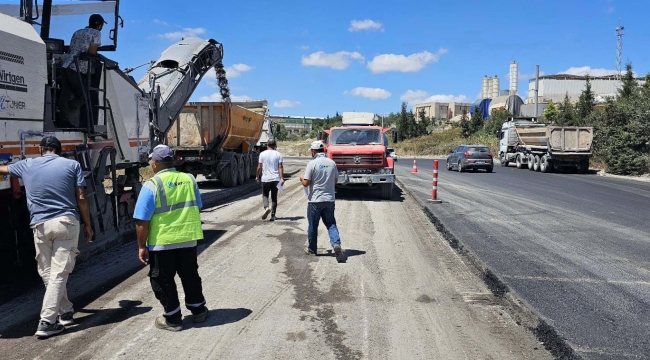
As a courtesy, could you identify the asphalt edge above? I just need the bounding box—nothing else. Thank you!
[395,177,580,360]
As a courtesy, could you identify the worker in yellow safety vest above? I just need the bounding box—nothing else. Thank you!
[133,144,208,331]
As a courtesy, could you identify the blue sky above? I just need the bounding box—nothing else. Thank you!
[5,0,648,118]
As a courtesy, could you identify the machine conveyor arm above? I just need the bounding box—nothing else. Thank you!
[138,37,231,147]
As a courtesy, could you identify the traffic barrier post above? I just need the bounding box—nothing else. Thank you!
[412,157,418,174]
[428,160,442,204]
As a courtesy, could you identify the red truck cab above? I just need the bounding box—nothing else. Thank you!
[323,112,395,200]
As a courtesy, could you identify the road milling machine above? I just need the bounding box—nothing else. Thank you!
[0,0,234,279]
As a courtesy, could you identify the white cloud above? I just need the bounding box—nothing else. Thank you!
[367,49,448,74]
[559,66,619,77]
[274,100,301,108]
[349,19,384,32]
[198,93,252,102]
[225,63,254,78]
[158,27,206,41]
[301,51,365,70]
[343,87,391,100]
[400,90,467,104]
[153,19,168,26]
[297,45,310,50]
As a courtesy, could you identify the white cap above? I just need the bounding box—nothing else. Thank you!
[310,140,325,150]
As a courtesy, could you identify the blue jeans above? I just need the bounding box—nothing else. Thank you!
[307,202,341,254]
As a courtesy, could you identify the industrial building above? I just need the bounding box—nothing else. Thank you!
[412,102,471,121]
[525,74,647,104]
[269,115,323,134]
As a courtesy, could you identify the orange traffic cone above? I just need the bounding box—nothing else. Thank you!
[412,157,418,173]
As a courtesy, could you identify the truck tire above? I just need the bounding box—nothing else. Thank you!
[237,154,246,185]
[528,155,535,171]
[500,153,508,167]
[540,155,551,173]
[579,159,589,174]
[516,154,524,169]
[380,183,393,200]
[533,155,541,172]
[221,159,238,188]
[243,154,252,180]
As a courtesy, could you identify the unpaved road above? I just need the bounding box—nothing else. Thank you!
[0,160,551,359]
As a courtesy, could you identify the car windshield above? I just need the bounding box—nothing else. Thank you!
[466,146,490,152]
[330,129,382,145]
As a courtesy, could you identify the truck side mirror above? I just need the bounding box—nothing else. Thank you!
[392,130,398,143]
[275,124,281,135]
[317,130,323,140]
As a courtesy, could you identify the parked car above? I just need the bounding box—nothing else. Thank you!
[446,145,494,172]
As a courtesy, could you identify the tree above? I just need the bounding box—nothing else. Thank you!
[618,62,637,100]
[543,102,559,124]
[459,110,471,138]
[299,128,308,139]
[274,123,289,141]
[468,107,483,135]
[417,108,431,136]
[576,77,595,124]
[556,92,576,126]
[396,102,411,141]
[483,109,512,137]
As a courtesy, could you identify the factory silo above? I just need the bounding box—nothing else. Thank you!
[492,76,500,99]
[509,61,518,95]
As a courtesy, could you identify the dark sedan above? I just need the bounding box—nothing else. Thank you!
[446,145,494,172]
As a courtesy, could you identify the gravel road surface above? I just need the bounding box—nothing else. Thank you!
[396,158,650,359]
[0,159,550,360]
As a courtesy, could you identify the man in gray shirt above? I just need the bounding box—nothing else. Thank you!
[0,136,93,338]
[299,141,345,263]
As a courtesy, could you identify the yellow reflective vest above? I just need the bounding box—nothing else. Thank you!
[148,170,203,246]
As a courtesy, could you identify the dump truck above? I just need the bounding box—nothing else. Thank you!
[323,112,395,199]
[167,101,270,187]
[497,117,593,173]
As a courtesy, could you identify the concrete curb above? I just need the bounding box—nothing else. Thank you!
[395,177,579,359]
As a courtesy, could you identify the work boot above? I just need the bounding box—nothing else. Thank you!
[262,208,271,220]
[191,306,209,323]
[155,316,182,332]
[34,320,65,338]
[304,248,317,256]
[270,215,276,222]
[58,311,74,326]
[333,246,346,263]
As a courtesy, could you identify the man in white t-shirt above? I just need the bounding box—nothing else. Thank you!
[255,139,284,221]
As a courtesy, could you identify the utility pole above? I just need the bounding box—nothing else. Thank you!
[534,65,539,120]
[616,18,625,81]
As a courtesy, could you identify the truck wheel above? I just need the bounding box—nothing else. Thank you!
[533,155,541,172]
[579,159,589,174]
[500,153,508,167]
[221,159,238,188]
[516,154,523,169]
[243,154,252,180]
[457,160,464,173]
[380,183,393,200]
[237,155,246,185]
[540,155,550,173]
[528,155,535,171]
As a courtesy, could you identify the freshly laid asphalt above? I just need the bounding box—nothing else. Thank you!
[396,158,650,360]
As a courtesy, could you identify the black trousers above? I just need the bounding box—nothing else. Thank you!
[57,67,87,125]
[262,181,279,215]
[148,246,206,324]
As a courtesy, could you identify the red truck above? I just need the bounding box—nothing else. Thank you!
[322,112,396,200]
